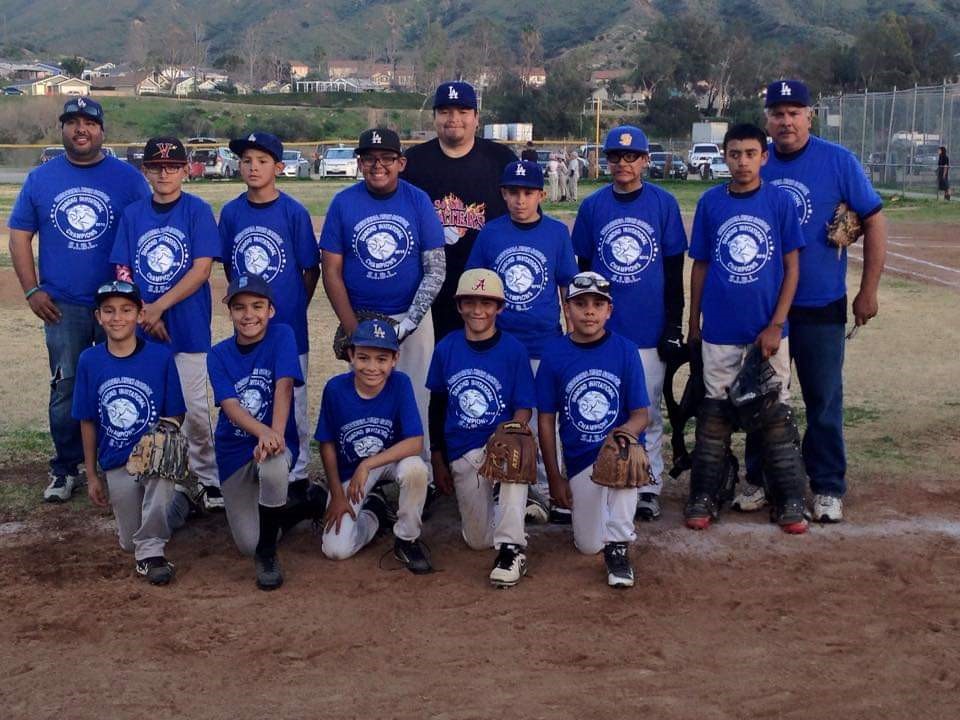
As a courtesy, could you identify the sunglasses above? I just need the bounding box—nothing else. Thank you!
[605,151,644,164]
[571,275,611,292]
[63,101,102,118]
[97,280,136,295]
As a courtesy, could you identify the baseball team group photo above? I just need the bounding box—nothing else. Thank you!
[2,41,959,720]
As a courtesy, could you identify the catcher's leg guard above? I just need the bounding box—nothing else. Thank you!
[685,399,734,529]
[760,403,809,533]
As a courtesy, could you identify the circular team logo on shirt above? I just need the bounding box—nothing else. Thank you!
[99,378,155,445]
[233,226,286,282]
[50,186,114,247]
[341,418,395,465]
[449,369,504,430]
[237,373,273,423]
[715,215,772,284]
[353,435,385,458]
[135,227,189,291]
[352,214,413,276]
[770,178,813,225]
[495,246,547,310]
[565,370,620,438]
[597,217,658,283]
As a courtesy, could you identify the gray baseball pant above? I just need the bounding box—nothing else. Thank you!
[221,452,291,557]
[105,467,175,561]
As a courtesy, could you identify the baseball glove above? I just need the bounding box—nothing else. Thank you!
[826,202,863,257]
[592,430,651,489]
[478,421,538,485]
[125,417,189,481]
[727,346,781,432]
[332,310,398,361]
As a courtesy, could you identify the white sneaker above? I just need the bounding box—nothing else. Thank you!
[489,544,527,588]
[201,484,225,511]
[43,472,77,503]
[731,482,767,512]
[811,494,843,523]
[524,487,550,525]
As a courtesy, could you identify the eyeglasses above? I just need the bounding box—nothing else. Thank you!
[97,280,136,294]
[144,164,184,176]
[358,154,400,169]
[571,275,611,292]
[605,151,644,164]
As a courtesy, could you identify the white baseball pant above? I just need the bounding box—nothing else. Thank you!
[637,347,665,495]
[173,352,219,489]
[530,357,563,500]
[289,352,311,482]
[569,465,638,555]
[702,340,792,402]
[450,447,528,549]
[392,309,434,465]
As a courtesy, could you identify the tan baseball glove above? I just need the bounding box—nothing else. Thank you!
[826,202,863,258]
[332,310,398,361]
[125,417,189,481]
[478,421,538,485]
[591,430,651,488]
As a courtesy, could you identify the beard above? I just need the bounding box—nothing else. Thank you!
[62,131,104,162]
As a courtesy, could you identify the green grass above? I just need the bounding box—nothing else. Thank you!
[877,192,960,222]
[0,427,52,468]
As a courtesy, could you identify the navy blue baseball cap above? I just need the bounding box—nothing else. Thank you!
[351,319,399,352]
[433,81,478,110]
[95,280,142,307]
[357,128,402,155]
[229,131,283,162]
[603,125,649,154]
[223,273,274,304]
[500,160,544,189]
[59,97,104,126]
[765,80,810,108]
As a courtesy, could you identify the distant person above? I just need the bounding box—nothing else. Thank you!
[937,146,950,200]
[402,81,517,342]
[520,141,538,163]
[736,79,887,523]
[566,150,583,202]
[8,97,150,503]
[546,154,561,203]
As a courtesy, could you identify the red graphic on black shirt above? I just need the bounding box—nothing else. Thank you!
[434,194,486,242]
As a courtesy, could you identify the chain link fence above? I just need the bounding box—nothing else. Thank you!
[817,83,957,197]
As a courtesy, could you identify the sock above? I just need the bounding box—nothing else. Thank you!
[255,504,283,558]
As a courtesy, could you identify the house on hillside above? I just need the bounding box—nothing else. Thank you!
[325,59,415,90]
[521,67,547,88]
[8,63,57,81]
[22,74,91,96]
[295,78,360,93]
[82,62,118,80]
[259,80,292,94]
[289,61,310,80]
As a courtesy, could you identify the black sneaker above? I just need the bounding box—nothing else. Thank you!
[135,556,175,586]
[363,485,398,535]
[549,506,572,524]
[603,542,634,588]
[684,493,718,530]
[254,553,284,590]
[394,537,432,574]
[635,492,661,521]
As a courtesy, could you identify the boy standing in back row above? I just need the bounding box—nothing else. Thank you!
[219,131,321,489]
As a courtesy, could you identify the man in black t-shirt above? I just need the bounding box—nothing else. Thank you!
[520,141,539,163]
[402,81,517,341]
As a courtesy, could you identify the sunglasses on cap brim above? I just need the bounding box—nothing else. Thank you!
[571,276,612,292]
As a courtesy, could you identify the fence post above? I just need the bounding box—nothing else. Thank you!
[860,87,868,162]
[839,93,844,146]
[885,86,897,188]
[908,83,918,180]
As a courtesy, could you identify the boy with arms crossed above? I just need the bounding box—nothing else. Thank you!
[536,272,650,588]
[73,281,186,585]
[207,274,306,590]
[427,270,537,587]
[684,124,808,534]
[316,320,431,574]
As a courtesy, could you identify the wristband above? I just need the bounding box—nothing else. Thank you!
[24,285,41,299]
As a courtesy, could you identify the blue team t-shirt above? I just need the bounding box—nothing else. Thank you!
[318,180,444,314]
[110,193,220,354]
[207,323,304,481]
[465,214,578,358]
[72,340,186,471]
[571,183,688,348]
[314,371,423,483]
[762,135,883,307]
[689,183,806,346]
[8,154,151,307]
[218,192,320,354]
[535,331,649,478]
[426,329,537,460]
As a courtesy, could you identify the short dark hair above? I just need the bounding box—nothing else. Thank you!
[723,123,768,151]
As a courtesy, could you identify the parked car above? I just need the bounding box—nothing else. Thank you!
[647,152,688,180]
[126,144,144,169]
[102,146,117,159]
[579,144,609,175]
[317,145,360,178]
[536,149,551,171]
[193,147,239,178]
[186,152,206,181]
[912,143,940,174]
[281,150,311,178]
[3,86,24,95]
[647,142,665,154]
[39,146,65,164]
[706,157,731,179]
[688,142,723,170]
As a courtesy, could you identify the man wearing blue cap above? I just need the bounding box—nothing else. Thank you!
[735,80,887,523]
[8,97,151,503]
[571,125,688,523]
[402,80,518,342]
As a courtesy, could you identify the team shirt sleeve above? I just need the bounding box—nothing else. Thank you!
[570,202,594,261]
[688,198,711,261]
[162,353,188,417]
[217,203,235,271]
[535,355,560,413]
[108,209,133,267]
[71,354,96,422]
[317,195,345,254]
[464,228,487,270]
[395,373,424,438]
[839,150,884,218]
[8,173,38,232]
[779,191,806,255]
[206,348,237,406]
[313,382,337,442]
[291,202,321,270]
[512,346,537,410]
[274,326,305,387]
[554,222,579,286]
[661,194,689,257]
[425,343,446,392]
[191,199,222,261]
[416,189,445,251]
[623,344,650,411]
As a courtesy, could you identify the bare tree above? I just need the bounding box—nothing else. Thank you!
[126,19,148,69]
[192,23,209,85]
[518,26,543,95]
[242,26,263,90]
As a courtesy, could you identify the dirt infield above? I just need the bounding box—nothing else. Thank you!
[848,220,960,290]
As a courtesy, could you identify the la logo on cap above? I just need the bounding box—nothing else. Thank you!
[619,133,633,146]
[248,133,257,141]
[780,82,792,96]
[373,323,386,339]
[472,278,486,291]
[515,164,526,176]
[448,85,459,99]
[155,142,176,159]
[372,131,382,144]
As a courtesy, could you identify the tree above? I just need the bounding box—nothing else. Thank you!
[242,26,264,90]
[416,20,450,91]
[125,19,148,69]
[60,56,85,78]
[856,12,916,88]
[191,23,209,83]
[518,25,543,95]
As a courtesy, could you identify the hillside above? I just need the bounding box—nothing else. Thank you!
[0,0,957,69]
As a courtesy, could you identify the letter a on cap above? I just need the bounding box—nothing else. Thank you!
[448,85,459,99]
[472,278,486,291]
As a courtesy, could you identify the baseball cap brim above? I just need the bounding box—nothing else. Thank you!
[228,139,281,162]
